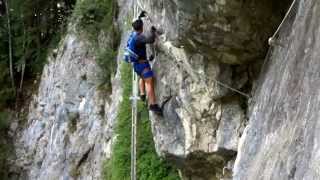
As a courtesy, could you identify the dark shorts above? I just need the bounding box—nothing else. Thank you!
[133,62,154,79]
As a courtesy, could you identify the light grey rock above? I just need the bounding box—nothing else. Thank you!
[134,0,286,64]
[119,0,290,179]
[216,99,244,152]
[234,0,320,180]
[10,0,309,179]
[116,0,281,178]
[13,23,122,179]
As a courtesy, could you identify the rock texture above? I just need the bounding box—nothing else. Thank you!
[12,25,122,180]
[11,0,320,179]
[123,0,289,179]
[234,0,320,179]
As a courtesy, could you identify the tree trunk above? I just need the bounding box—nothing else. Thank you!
[0,0,5,16]
[5,0,15,94]
[19,16,26,93]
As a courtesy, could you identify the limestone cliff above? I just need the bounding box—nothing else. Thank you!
[8,0,320,179]
[11,24,122,179]
[121,0,290,179]
[234,1,320,179]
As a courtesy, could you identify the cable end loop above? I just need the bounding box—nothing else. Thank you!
[268,37,284,47]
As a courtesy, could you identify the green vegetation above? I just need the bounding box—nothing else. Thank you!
[0,61,14,107]
[0,0,75,82]
[136,103,180,180]
[0,0,76,178]
[103,63,132,179]
[96,48,118,91]
[0,0,75,104]
[1,0,178,179]
[68,112,79,133]
[73,0,119,91]
[70,165,81,178]
[0,111,12,178]
[87,2,180,177]
[103,63,180,180]
[73,0,115,42]
[0,112,9,131]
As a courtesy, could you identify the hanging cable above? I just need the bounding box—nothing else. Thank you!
[250,0,298,111]
[259,0,298,90]
[130,69,138,180]
[268,0,298,46]
[130,3,140,180]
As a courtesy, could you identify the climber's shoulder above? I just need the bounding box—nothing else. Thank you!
[137,31,155,44]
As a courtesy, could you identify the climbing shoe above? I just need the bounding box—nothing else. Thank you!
[140,94,146,101]
[149,104,163,116]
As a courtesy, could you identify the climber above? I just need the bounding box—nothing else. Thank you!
[125,11,162,115]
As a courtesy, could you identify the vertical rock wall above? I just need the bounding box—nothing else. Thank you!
[12,25,122,180]
[234,0,320,179]
[11,0,320,179]
[120,0,290,179]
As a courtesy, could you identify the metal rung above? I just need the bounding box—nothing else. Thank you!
[129,96,141,101]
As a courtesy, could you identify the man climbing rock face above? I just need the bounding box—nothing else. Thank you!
[125,13,162,115]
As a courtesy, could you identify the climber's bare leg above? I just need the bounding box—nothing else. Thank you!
[139,78,145,95]
[144,77,156,105]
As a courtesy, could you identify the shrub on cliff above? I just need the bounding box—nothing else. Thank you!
[73,0,116,42]
[73,0,119,91]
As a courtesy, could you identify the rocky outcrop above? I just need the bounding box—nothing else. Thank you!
[10,0,320,179]
[234,0,320,179]
[121,0,290,179]
[12,25,122,179]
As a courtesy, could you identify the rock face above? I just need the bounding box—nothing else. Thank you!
[135,0,287,64]
[12,25,122,180]
[234,0,320,179]
[122,0,289,179]
[11,0,320,179]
